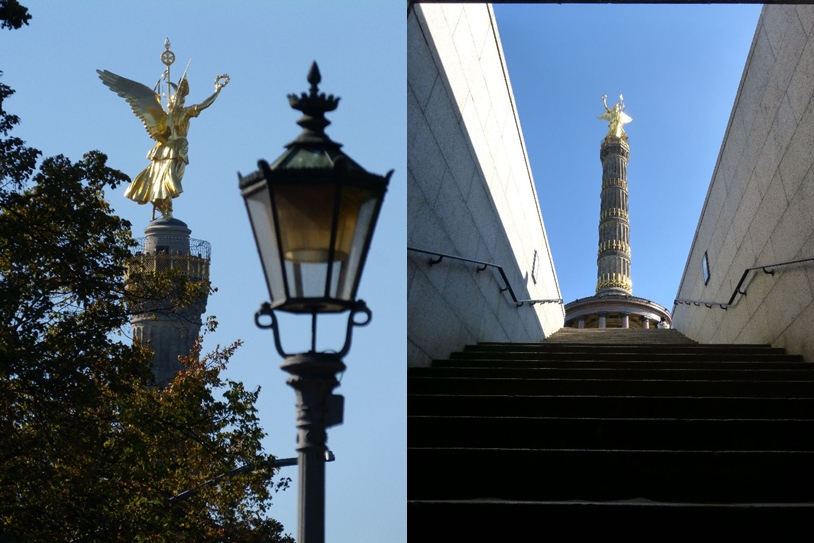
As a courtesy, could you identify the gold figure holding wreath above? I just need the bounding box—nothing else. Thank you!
[98,39,229,219]
[598,94,632,141]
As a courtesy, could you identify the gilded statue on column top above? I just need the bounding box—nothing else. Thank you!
[97,39,229,220]
[598,94,632,141]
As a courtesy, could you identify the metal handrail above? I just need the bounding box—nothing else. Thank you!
[408,246,562,307]
[674,256,814,310]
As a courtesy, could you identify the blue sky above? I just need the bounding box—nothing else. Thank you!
[494,3,762,313]
[2,1,405,541]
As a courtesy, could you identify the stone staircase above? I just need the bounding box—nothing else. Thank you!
[408,329,814,540]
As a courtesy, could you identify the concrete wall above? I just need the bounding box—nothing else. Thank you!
[408,3,564,367]
[674,5,814,362]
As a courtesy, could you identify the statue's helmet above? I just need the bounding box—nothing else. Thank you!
[169,78,190,108]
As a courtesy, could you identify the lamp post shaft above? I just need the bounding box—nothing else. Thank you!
[298,446,326,542]
[282,353,346,543]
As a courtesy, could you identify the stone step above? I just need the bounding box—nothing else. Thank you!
[407,393,814,419]
[449,351,804,363]
[408,415,814,450]
[408,500,814,540]
[411,366,814,380]
[432,357,809,369]
[408,447,814,503]
[544,328,698,344]
[467,342,779,353]
[408,375,814,397]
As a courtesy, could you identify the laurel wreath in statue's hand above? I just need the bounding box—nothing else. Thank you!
[215,74,230,90]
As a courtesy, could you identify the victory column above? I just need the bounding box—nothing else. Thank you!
[98,40,228,384]
[596,94,633,296]
[562,95,672,329]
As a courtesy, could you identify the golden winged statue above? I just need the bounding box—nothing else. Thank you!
[598,94,632,141]
[97,45,228,220]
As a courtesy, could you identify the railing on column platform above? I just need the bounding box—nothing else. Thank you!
[126,238,211,283]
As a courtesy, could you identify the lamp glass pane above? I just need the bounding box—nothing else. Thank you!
[245,188,287,304]
[274,182,380,301]
[274,183,336,299]
[336,185,380,299]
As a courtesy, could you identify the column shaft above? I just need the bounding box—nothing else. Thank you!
[596,139,632,296]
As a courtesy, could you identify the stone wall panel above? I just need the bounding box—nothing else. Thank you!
[408,4,563,367]
[675,4,814,362]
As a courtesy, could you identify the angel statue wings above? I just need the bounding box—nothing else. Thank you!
[598,94,632,141]
[97,42,228,220]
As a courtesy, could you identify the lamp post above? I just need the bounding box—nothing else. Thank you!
[238,62,391,543]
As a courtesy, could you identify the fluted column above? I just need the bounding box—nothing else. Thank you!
[596,138,632,296]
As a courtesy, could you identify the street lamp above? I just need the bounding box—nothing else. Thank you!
[238,62,391,543]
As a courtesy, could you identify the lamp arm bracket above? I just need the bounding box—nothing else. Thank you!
[338,300,372,358]
[255,300,373,359]
[255,302,294,358]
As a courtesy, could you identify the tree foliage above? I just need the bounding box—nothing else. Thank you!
[0,10,292,542]
[0,0,30,31]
